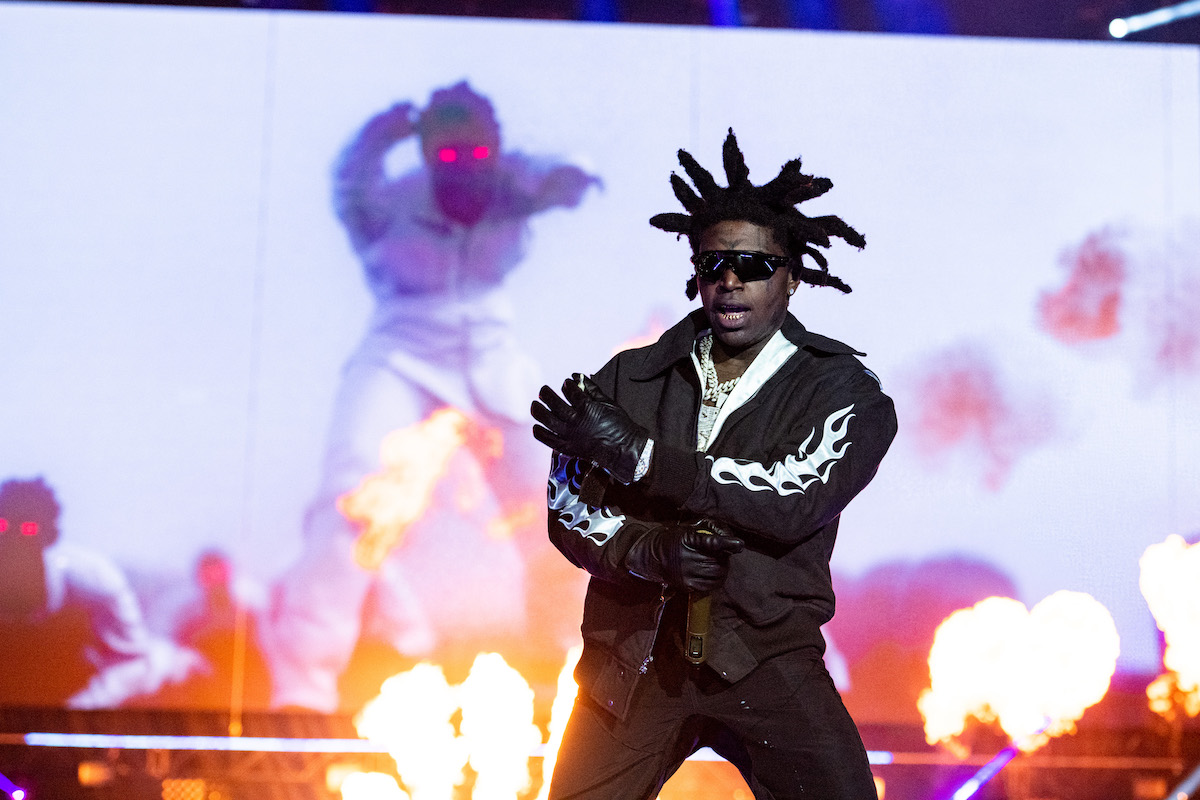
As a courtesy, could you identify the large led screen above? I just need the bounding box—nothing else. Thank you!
[1,1,1198,725]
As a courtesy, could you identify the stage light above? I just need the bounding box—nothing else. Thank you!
[25,733,389,753]
[1109,0,1200,38]
[1131,775,1168,799]
[1165,761,1200,800]
[161,778,205,800]
[949,746,1019,800]
[0,767,26,800]
[77,761,114,787]
[708,0,740,26]
[22,729,895,780]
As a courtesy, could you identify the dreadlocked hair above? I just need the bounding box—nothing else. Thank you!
[649,129,865,300]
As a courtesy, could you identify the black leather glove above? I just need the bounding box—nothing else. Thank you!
[530,374,650,484]
[624,522,744,593]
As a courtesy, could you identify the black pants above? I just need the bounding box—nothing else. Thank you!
[547,638,877,800]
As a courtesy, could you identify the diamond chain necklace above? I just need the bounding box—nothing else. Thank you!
[699,334,739,404]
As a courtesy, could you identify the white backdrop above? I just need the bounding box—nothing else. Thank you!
[1,1,1198,676]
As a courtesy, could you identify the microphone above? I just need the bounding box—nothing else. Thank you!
[684,521,719,665]
[685,592,711,665]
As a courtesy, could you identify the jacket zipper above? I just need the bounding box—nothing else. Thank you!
[639,586,670,674]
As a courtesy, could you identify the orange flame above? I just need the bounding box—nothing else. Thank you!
[459,653,542,800]
[1139,535,1200,718]
[358,653,559,800]
[918,591,1119,753]
[356,663,469,800]
[537,645,582,800]
[339,772,410,800]
[341,408,503,570]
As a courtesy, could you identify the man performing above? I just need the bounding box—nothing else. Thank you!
[531,131,897,799]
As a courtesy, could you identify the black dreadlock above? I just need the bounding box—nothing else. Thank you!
[649,129,865,299]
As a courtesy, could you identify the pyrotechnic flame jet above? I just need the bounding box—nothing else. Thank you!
[459,653,542,800]
[1140,534,1200,718]
[339,772,409,800]
[918,591,1119,755]
[356,663,468,800]
[357,653,552,800]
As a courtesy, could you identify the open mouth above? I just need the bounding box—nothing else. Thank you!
[715,304,749,325]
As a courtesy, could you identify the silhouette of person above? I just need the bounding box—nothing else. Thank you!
[159,549,272,710]
[0,476,201,708]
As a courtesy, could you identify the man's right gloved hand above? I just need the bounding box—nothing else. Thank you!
[624,522,744,593]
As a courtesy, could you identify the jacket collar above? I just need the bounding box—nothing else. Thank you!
[630,309,863,381]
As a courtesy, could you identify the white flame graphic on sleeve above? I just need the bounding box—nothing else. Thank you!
[710,405,855,495]
[1140,534,1200,718]
[547,454,624,545]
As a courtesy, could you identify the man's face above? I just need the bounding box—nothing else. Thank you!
[420,117,501,226]
[697,220,799,356]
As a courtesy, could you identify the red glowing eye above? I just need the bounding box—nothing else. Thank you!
[473,146,490,160]
[0,518,7,533]
[20,521,38,537]
[438,148,457,163]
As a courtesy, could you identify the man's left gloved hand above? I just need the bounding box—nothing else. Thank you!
[531,374,649,484]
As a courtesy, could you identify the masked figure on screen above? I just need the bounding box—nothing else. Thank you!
[0,477,202,708]
[266,81,600,712]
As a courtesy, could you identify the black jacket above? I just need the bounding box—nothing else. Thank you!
[547,309,898,719]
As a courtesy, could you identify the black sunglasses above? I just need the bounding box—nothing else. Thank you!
[691,250,790,282]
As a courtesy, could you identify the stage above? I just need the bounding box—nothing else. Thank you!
[1,703,1196,800]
